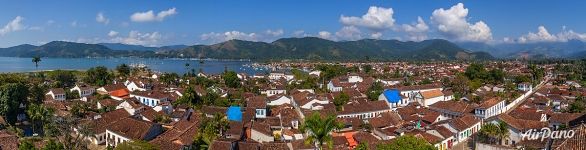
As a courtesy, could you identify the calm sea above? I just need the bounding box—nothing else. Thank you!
[0,57,268,75]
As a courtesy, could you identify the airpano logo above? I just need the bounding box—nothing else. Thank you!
[521,128,575,141]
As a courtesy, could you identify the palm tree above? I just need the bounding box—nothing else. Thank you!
[26,104,52,135]
[300,112,342,150]
[185,63,190,75]
[32,56,41,70]
[496,121,510,144]
[193,113,228,149]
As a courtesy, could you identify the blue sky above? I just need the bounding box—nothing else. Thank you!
[1,0,586,47]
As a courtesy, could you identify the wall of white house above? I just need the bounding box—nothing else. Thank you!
[337,110,387,119]
[267,97,291,106]
[475,101,506,119]
[105,130,131,147]
[251,129,274,143]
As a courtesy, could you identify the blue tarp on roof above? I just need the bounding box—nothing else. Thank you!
[383,89,401,103]
[226,106,242,122]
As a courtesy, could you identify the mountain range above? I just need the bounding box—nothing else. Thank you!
[160,37,494,61]
[0,37,501,60]
[97,43,188,52]
[457,40,586,59]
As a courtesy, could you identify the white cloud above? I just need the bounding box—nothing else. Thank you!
[431,3,492,42]
[318,31,332,40]
[96,12,110,25]
[518,26,556,43]
[401,16,429,41]
[108,30,119,37]
[517,26,586,43]
[70,21,78,27]
[28,26,43,31]
[335,26,362,40]
[201,31,259,43]
[110,30,162,46]
[120,22,130,27]
[130,7,177,22]
[265,29,284,37]
[340,6,395,32]
[557,26,586,41]
[370,32,383,39]
[46,20,55,26]
[292,30,306,37]
[0,16,26,36]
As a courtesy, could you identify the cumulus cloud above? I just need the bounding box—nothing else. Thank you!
[46,20,55,26]
[201,31,259,43]
[70,21,78,27]
[517,26,586,43]
[110,30,162,46]
[96,12,110,25]
[292,30,307,37]
[335,26,362,40]
[370,32,383,39]
[401,17,429,41]
[431,3,492,42]
[130,8,177,22]
[265,29,284,37]
[340,6,395,32]
[318,31,332,40]
[0,16,26,36]
[108,30,119,37]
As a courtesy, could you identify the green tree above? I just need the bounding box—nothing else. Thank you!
[300,112,342,150]
[367,82,384,101]
[355,142,369,150]
[47,70,76,88]
[26,103,54,135]
[43,139,65,150]
[85,66,112,86]
[451,73,471,96]
[159,73,179,87]
[568,101,585,113]
[0,83,29,124]
[223,71,241,88]
[114,140,159,150]
[488,69,505,84]
[65,90,80,100]
[333,92,350,111]
[28,84,46,104]
[193,113,229,149]
[19,140,37,150]
[32,56,41,70]
[479,121,509,144]
[116,64,131,78]
[173,86,201,108]
[377,135,435,150]
[363,65,373,74]
[202,89,220,106]
[464,63,487,81]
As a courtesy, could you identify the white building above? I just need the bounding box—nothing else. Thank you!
[46,88,66,101]
[347,74,363,83]
[130,91,169,107]
[261,86,287,97]
[70,85,96,98]
[518,82,533,92]
[336,101,390,119]
[105,117,162,147]
[492,114,548,146]
[475,97,506,119]
[267,94,291,106]
[440,115,481,145]
[250,122,274,143]
[124,79,152,92]
[414,89,446,107]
